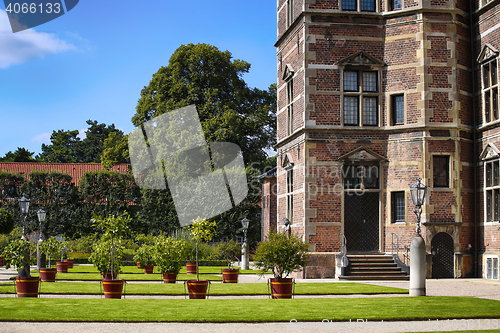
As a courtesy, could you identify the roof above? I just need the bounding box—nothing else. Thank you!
[0,162,131,186]
[257,167,277,180]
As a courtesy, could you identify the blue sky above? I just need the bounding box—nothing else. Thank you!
[0,0,277,157]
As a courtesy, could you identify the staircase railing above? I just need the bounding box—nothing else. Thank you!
[390,233,409,266]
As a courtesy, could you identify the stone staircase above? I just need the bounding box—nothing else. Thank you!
[339,253,409,280]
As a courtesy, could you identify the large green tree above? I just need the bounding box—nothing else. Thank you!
[0,148,36,162]
[132,43,276,165]
[37,120,123,164]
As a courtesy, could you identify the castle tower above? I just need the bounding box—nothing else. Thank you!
[273,0,478,278]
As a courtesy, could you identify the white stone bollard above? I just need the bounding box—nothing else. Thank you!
[410,234,426,296]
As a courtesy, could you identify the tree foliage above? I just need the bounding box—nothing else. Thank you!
[0,147,35,162]
[0,208,15,234]
[132,43,276,165]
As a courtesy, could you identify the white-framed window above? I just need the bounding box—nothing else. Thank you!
[287,0,294,27]
[391,94,405,125]
[286,166,294,223]
[391,191,405,223]
[343,70,380,126]
[342,0,376,11]
[287,76,294,135]
[486,257,499,279]
[482,58,499,124]
[485,159,500,222]
[389,0,401,10]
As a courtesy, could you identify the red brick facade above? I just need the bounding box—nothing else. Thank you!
[265,0,500,279]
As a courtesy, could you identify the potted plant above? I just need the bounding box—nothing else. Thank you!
[89,213,131,299]
[218,239,241,283]
[55,239,70,273]
[152,236,187,283]
[253,231,310,299]
[39,237,61,282]
[185,217,216,299]
[3,238,39,297]
[134,243,155,274]
[62,242,74,268]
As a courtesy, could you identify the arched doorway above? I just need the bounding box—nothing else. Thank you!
[431,232,454,278]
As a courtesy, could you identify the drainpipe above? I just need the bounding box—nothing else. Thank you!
[469,1,479,278]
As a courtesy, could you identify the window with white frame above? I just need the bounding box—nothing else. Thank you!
[286,167,294,223]
[343,70,379,126]
[342,0,376,11]
[287,0,293,27]
[287,76,294,135]
[390,0,402,10]
[485,159,500,222]
[482,58,499,124]
[486,257,499,279]
[391,191,405,222]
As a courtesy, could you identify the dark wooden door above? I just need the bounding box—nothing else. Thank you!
[344,192,379,252]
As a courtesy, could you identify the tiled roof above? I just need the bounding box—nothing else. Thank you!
[0,162,131,186]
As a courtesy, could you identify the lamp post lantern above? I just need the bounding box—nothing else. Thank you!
[241,217,250,270]
[409,178,427,296]
[36,209,46,272]
[410,178,427,235]
[18,195,30,240]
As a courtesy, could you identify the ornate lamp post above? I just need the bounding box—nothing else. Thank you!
[36,209,46,272]
[18,195,30,240]
[410,178,427,235]
[409,178,427,296]
[241,218,250,270]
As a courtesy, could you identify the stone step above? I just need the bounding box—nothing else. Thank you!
[339,275,410,281]
[348,270,408,276]
[349,266,402,271]
[349,262,398,267]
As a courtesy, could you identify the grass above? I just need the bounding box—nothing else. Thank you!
[29,272,223,281]
[0,297,498,322]
[0,282,408,295]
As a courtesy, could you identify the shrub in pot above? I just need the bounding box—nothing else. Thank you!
[185,218,216,298]
[134,243,155,274]
[4,238,39,297]
[153,236,187,283]
[39,237,62,282]
[253,231,310,299]
[218,239,241,283]
[89,213,131,299]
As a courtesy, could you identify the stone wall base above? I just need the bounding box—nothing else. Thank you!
[290,252,337,279]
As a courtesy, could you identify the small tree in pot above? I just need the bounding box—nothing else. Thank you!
[4,239,39,297]
[185,218,216,299]
[152,236,187,283]
[39,237,62,282]
[134,243,155,274]
[218,239,241,283]
[89,213,131,299]
[253,231,310,298]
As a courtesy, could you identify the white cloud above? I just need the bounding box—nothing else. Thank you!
[77,128,86,140]
[31,132,51,144]
[0,10,76,69]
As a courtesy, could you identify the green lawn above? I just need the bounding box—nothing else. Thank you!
[39,265,268,275]
[0,297,498,322]
[30,272,223,281]
[0,281,408,295]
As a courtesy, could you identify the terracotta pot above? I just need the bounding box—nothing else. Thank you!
[102,279,124,299]
[186,280,209,299]
[186,262,197,274]
[222,269,239,283]
[143,265,154,274]
[16,277,39,297]
[269,278,294,299]
[63,259,74,269]
[0,256,4,266]
[40,268,57,282]
[56,261,68,273]
[136,261,143,269]
[101,271,119,279]
[162,271,177,283]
